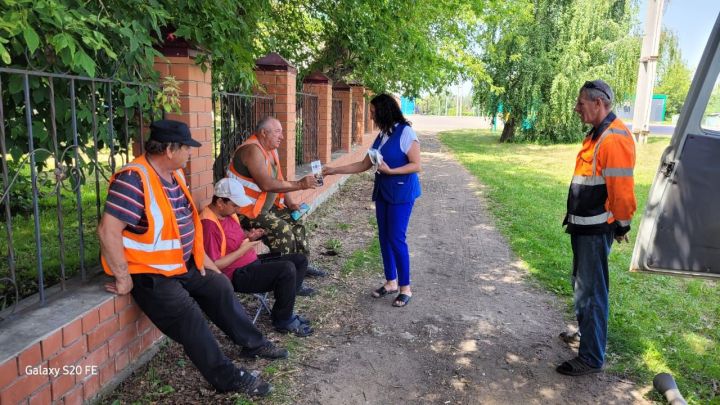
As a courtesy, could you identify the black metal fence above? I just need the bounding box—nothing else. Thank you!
[0,67,158,315]
[212,92,274,181]
[351,101,359,145]
[365,101,372,134]
[296,92,319,165]
[331,99,343,152]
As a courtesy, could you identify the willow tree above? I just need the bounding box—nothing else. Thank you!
[472,0,639,143]
[655,30,692,117]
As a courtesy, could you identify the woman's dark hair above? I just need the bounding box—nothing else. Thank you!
[370,93,410,134]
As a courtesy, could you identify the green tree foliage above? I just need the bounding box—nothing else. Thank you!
[257,0,473,97]
[0,0,269,192]
[471,0,640,143]
[655,30,692,118]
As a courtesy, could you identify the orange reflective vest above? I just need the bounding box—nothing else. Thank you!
[565,117,636,234]
[227,134,285,218]
[199,206,240,257]
[101,155,205,276]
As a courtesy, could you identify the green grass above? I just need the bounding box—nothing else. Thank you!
[341,217,381,277]
[439,129,720,404]
[0,180,108,308]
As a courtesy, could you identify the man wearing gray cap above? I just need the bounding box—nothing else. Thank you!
[556,80,636,376]
[98,119,285,397]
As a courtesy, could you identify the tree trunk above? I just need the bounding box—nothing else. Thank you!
[499,117,515,142]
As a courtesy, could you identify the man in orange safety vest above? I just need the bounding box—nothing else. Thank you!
[556,80,636,376]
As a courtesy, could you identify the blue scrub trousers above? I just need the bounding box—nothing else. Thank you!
[375,198,415,287]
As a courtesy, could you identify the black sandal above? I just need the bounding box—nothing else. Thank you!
[556,357,602,376]
[371,286,398,298]
[392,293,412,307]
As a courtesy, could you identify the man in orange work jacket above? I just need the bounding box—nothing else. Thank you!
[556,80,636,376]
[98,120,288,397]
[228,116,327,276]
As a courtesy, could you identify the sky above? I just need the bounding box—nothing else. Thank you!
[640,0,720,69]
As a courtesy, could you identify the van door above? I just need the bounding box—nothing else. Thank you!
[630,13,720,279]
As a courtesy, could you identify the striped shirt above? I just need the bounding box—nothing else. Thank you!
[104,170,195,262]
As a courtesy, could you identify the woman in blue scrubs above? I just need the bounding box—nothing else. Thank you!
[322,94,421,308]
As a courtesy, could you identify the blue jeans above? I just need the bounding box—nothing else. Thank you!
[571,232,613,368]
[375,198,415,286]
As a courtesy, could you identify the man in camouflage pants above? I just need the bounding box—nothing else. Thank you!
[227,116,327,276]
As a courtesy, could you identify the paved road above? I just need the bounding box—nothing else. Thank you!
[408,114,676,136]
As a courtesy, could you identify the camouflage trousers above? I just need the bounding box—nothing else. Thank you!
[240,207,309,255]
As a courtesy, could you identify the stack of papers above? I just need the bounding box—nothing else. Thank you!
[368,149,383,173]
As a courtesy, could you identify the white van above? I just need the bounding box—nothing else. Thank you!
[631,12,720,278]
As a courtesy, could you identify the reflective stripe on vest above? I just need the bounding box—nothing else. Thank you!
[602,167,633,177]
[568,211,612,226]
[227,134,286,218]
[101,155,204,276]
[199,206,240,257]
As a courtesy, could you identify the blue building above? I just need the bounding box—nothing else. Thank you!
[400,97,415,115]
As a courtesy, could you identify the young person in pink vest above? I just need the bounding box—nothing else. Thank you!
[201,178,315,337]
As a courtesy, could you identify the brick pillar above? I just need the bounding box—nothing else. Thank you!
[254,52,297,180]
[350,83,365,145]
[365,89,377,133]
[332,81,352,152]
[153,44,214,208]
[303,72,333,164]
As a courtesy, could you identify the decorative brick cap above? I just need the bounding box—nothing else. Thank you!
[155,26,204,57]
[255,52,298,74]
[348,80,364,87]
[332,81,351,91]
[303,71,331,84]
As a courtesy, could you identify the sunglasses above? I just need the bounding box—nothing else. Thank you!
[582,81,612,101]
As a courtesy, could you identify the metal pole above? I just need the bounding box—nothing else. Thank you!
[632,0,665,144]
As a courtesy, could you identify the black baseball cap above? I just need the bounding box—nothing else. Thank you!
[149,120,202,147]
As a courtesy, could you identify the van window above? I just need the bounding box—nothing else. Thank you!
[701,75,720,132]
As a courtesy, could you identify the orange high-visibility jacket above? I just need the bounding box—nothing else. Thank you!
[101,155,205,276]
[199,206,240,257]
[227,134,285,219]
[565,117,636,234]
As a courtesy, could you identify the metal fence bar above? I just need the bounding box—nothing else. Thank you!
[49,78,67,290]
[107,83,117,173]
[24,74,46,304]
[331,99,343,152]
[365,101,371,134]
[91,82,102,224]
[352,101,358,145]
[69,79,87,281]
[213,92,274,181]
[296,92,318,165]
[0,75,19,314]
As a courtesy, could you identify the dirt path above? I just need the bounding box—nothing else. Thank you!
[296,127,650,404]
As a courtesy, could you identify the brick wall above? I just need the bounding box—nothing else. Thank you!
[0,50,377,404]
[0,47,213,405]
[254,53,298,180]
[0,294,161,405]
[154,55,215,208]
